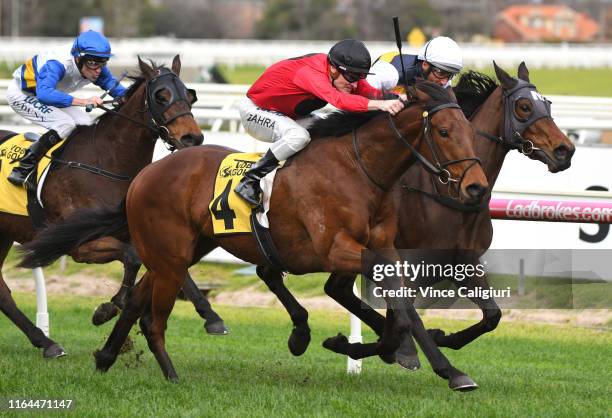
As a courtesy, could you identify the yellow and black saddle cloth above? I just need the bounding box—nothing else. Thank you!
[209,153,261,235]
[0,133,65,217]
[209,152,287,270]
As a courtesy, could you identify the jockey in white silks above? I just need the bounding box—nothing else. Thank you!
[5,30,126,188]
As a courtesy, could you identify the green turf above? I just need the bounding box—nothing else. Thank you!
[0,293,609,417]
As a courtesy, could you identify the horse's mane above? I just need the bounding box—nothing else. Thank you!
[453,71,498,119]
[68,61,169,139]
[308,80,452,139]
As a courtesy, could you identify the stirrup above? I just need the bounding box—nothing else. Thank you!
[235,179,262,206]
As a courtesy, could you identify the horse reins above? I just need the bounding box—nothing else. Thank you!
[52,70,195,181]
[405,78,554,211]
[353,101,481,192]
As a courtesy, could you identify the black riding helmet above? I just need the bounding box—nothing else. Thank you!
[328,39,374,74]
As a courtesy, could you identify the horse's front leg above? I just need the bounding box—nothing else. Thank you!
[428,272,502,350]
[319,231,409,360]
[257,265,311,355]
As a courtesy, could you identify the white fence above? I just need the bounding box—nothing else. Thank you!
[1,80,611,142]
[1,37,612,69]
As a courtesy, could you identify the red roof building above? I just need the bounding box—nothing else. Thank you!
[494,4,600,43]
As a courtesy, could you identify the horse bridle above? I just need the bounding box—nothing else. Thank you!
[98,68,195,151]
[52,69,197,182]
[353,100,481,192]
[477,79,552,155]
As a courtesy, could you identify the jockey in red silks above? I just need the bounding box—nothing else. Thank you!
[234,39,405,206]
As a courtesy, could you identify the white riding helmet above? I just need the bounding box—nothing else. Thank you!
[418,36,463,74]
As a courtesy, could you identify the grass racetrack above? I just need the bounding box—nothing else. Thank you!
[0,293,610,417]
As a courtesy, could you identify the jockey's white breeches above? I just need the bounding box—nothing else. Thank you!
[238,98,316,161]
[6,79,92,139]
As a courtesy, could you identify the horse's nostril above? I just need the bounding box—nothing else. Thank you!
[466,184,485,201]
[554,145,569,161]
[181,134,204,147]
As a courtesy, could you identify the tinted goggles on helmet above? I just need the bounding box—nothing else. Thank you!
[82,56,108,70]
[336,67,367,83]
[430,64,455,81]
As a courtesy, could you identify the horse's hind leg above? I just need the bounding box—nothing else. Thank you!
[0,239,65,358]
[93,244,142,326]
[94,271,152,372]
[428,273,502,350]
[182,272,228,335]
[257,265,311,356]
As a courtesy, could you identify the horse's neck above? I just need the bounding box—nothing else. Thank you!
[64,98,156,177]
[472,87,509,189]
[355,112,422,190]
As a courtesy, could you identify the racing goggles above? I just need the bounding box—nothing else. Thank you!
[430,65,456,81]
[338,68,367,83]
[82,57,108,70]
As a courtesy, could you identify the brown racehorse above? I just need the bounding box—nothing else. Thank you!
[21,80,489,390]
[0,56,209,358]
[321,62,576,369]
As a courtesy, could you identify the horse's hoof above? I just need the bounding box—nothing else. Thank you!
[288,328,311,356]
[43,343,66,359]
[167,375,180,384]
[93,349,115,372]
[92,302,120,326]
[449,375,479,392]
[322,333,349,354]
[204,321,229,335]
[396,352,421,371]
[427,328,447,343]
[378,352,396,364]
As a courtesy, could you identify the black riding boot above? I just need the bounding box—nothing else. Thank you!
[7,130,61,189]
[234,150,280,206]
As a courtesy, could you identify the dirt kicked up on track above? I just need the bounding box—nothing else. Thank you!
[5,272,611,330]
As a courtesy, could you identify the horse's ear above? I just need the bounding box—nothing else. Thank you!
[517,61,530,82]
[138,55,155,79]
[172,55,181,76]
[493,61,516,90]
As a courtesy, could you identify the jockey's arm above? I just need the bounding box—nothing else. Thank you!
[36,60,102,108]
[36,60,73,107]
[94,67,127,98]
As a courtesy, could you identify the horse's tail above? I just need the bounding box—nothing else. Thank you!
[19,200,129,268]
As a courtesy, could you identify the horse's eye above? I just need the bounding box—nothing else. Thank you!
[520,104,530,112]
[439,129,449,137]
[155,90,168,105]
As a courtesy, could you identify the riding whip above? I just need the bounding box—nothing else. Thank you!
[393,17,409,91]
[86,70,129,113]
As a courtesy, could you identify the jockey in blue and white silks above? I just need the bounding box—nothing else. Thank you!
[6,30,127,188]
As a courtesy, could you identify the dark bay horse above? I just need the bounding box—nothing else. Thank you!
[21,81,489,389]
[0,56,208,358]
[322,62,575,369]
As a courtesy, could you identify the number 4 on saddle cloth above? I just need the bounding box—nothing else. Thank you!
[209,152,287,270]
[0,133,65,217]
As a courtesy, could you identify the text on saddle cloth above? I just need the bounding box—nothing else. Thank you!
[0,134,65,216]
[210,152,262,235]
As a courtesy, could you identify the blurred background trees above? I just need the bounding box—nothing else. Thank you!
[0,0,609,41]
